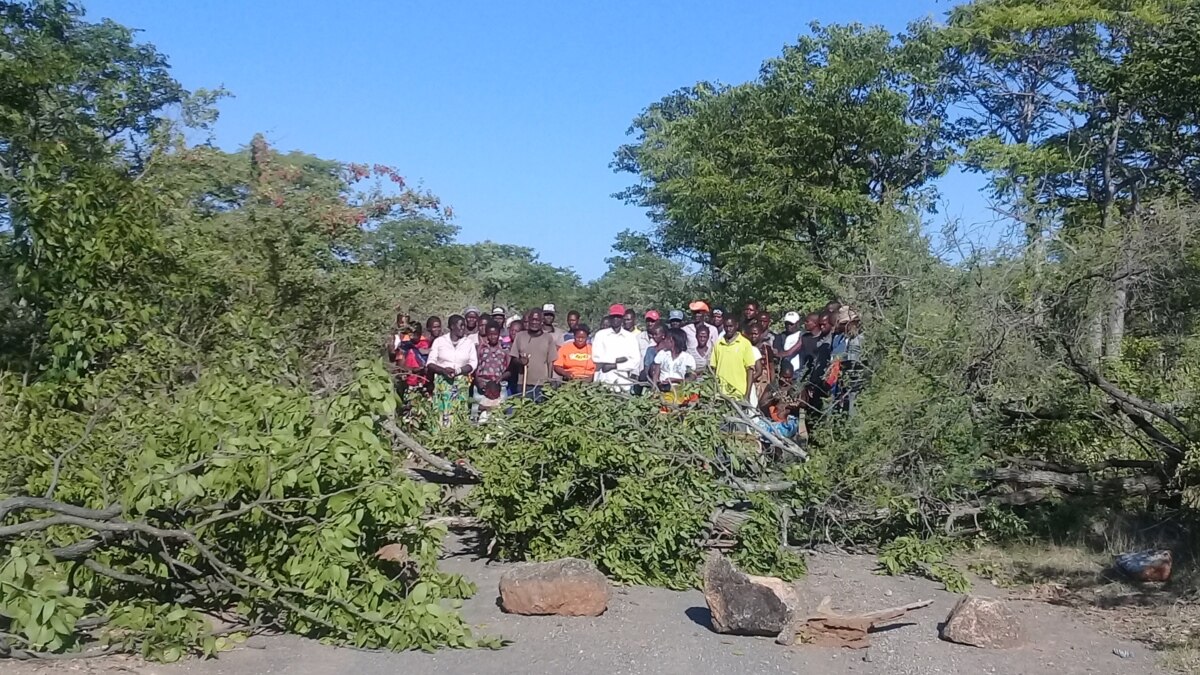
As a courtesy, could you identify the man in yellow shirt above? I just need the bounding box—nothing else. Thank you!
[711,316,757,399]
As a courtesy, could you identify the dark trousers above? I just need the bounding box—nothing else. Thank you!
[516,385,545,403]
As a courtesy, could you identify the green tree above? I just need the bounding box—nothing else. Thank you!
[583,230,701,319]
[0,0,185,171]
[615,22,952,308]
[461,241,582,316]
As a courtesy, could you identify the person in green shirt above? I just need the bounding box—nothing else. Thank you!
[711,316,757,399]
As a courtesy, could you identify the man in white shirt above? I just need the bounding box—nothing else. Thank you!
[592,303,642,391]
[682,300,720,352]
[776,311,805,372]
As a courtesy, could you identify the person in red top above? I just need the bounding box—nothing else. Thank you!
[403,324,429,388]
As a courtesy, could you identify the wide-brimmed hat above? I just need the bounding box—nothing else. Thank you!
[688,300,710,312]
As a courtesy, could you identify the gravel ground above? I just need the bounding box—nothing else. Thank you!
[10,540,1165,675]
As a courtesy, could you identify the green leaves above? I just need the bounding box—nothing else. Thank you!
[615,22,951,304]
[0,365,487,658]
[877,535,971,594]
[456,384,794,589]
[0,548,87,654]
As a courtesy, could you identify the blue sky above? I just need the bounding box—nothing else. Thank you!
[87,0,992,280]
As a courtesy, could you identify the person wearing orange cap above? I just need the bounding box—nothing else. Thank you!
[592,303,641,391]
[683,300,720,353]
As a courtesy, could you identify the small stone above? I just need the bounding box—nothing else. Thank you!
[498,558,610,616]
[703,553,798,636]
[940,595,1023,649]
[1113,648,1133,659]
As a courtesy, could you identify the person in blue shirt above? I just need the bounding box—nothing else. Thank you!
[636,324,667,395]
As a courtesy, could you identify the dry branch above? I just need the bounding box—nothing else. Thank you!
[999,457,1163,474]
[982,466,1164,497]
[724,397,808,461]
[381,417,481,479]
[776,596,933,648]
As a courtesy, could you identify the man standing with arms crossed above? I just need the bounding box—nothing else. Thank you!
[592,304,641,392]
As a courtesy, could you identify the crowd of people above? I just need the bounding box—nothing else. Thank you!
[385,300,865,439]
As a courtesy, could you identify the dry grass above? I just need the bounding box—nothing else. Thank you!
[958,542,1199,673]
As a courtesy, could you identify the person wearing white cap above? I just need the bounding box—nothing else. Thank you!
[774,311,806,373]
[462,307,482,347]
[541,303,565,343]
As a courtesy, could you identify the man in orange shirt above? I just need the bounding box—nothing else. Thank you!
[553,324,596,381]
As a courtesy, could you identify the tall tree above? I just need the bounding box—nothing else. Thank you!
[615,22,952,308]
[583,230,701,319]
[943,0,1186,356]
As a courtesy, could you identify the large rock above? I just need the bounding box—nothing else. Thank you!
[940,595,1023,649]
[703,553,798,636]
[499,558,610,616]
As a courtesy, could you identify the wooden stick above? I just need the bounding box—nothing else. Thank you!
[380,417,481,479]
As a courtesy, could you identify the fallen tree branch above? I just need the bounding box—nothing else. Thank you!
[421,515,484,529]
[723,398,808,461]
[0,497,122,522]
[1063,339,1192,442]
[719,479,795,493]
[999,457,1164,474]
[777,596,933,648]
[982,467,1165,497]
[1112,401,1187,466]
[381,417,481,479]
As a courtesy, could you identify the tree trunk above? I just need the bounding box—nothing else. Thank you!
[1104,277,1127,361]
[1086,311,1105,360]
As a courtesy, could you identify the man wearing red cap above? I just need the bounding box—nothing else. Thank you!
[683,300,720,353]
[592,303,641,391]
[637,309,661,364]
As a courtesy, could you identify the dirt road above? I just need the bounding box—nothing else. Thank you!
[13,544,1163,675]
